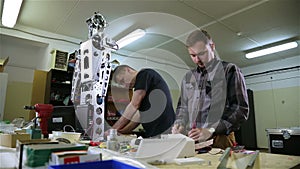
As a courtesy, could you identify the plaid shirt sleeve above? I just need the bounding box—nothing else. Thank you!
[215,63,249,134]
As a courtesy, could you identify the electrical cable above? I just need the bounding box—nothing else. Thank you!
[245,66,300,78]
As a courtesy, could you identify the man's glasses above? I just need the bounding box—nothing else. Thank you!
[190,50,207,58]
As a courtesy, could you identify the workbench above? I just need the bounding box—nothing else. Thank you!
[154,150,300,169]
[1,146,299,169]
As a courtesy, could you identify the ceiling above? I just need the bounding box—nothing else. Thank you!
[1,0,299,68]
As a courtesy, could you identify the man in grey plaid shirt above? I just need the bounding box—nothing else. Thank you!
[172,29,249,149]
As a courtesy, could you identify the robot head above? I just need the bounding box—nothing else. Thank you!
[86,12,108,38]
[86,12,108,31]
[93,12,107,29]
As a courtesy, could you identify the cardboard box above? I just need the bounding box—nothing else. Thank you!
[50,150,101,165]
[0,133,30,148]
[0,57,9,72]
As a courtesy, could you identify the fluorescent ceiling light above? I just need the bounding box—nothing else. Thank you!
[116,29,146,49]
[245,41,298,59]
[1,0,23,28]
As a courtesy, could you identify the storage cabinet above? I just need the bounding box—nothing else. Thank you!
[30,67,75,134]
[30,67,74,119]
[48,68,74,106]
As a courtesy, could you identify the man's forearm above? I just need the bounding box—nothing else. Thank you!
[112,116,130,130]
[118,121,140,134]
[112,102,138,130]
[118,111,140,134]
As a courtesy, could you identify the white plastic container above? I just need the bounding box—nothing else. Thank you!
[52,125,81,143]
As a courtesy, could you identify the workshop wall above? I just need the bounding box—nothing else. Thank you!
[242,55,300,148]
[4,81,32,120]
[1,26,80,121]
[1,38,41,121]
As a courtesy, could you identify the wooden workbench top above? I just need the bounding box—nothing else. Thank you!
[155,149,300,169]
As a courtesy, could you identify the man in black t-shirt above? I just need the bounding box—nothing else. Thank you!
[109,65,175,138]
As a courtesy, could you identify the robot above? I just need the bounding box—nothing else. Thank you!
[71,12,118,141]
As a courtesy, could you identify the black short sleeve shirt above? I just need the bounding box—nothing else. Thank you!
[134,69,175,137]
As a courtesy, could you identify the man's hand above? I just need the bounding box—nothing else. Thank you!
[188,128,213,142]
[104,129,112,138]
[171,123,185,134]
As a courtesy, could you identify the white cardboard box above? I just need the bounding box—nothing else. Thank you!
[50,150,101,165]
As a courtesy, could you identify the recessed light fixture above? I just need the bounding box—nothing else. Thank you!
[245,41,298,59]
[116,29,146,49]
[1,0,23,28]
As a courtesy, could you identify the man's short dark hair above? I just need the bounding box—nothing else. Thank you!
[186,29,211,47]
[112,65,134,82]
